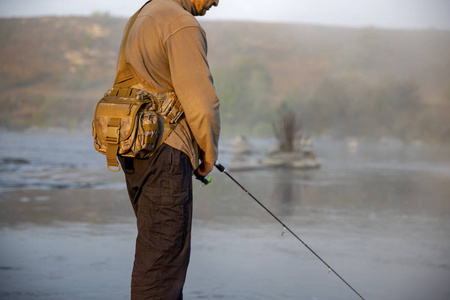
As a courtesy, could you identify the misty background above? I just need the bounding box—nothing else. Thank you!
[1,0,450,143]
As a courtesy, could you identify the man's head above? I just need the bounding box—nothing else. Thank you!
[190,0,219,16]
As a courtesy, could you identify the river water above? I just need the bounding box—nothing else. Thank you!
[0,131,449,300]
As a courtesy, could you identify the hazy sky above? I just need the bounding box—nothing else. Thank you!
[1,0,449,30]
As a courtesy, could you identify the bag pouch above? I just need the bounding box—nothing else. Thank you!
[93,98,143,154]
[132,109,159,158]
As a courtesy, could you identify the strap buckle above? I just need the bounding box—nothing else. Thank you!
[106,118,121,144]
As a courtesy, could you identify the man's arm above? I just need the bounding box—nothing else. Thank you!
[166,25,220,172]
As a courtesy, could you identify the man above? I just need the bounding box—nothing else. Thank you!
[115,0,220,299]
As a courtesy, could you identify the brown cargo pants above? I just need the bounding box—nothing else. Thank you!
[119,144,193,300]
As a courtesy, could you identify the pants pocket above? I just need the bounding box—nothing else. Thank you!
[137,187,190,257]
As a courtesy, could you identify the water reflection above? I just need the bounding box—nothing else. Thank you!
[269,169,303,217]
[273,170,298,216]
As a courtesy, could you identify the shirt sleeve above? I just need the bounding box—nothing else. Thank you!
[165,26,220,163]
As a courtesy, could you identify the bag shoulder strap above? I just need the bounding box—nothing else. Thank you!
[113,1,152,88]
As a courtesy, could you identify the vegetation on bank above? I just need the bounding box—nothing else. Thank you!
[0,16,449,144]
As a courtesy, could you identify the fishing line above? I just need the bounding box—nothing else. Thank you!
[197,162,365,300]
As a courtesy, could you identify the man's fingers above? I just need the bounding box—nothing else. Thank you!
[195,161,214,177]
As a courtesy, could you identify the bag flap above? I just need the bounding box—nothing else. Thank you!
[94,97,148,142]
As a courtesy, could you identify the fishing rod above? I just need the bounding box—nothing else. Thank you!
[196,162,365,300]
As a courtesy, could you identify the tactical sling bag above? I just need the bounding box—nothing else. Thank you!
[92,1,184,172]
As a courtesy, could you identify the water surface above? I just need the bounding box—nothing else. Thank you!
[0,132,449,299]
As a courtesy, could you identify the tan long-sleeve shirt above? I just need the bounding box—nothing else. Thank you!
[117,0,220,169]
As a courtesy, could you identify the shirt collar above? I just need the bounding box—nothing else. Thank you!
[175,0,199,16]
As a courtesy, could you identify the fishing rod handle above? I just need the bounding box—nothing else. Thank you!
[194,162,224,184]
[214,162,226,172]
[194,174,211,185]
[194,162,225,184]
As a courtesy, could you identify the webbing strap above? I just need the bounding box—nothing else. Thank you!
[144,135,158,144]
[152,123,178,155]
[106,117,121,172]
[113,1,152,88]
[106,144,120,172]
[143,123,158,131]
[114,68,140,88]
[106,118,120,143]
[109,87,138,98]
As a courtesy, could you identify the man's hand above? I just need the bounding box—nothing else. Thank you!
[194,160,214,178]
